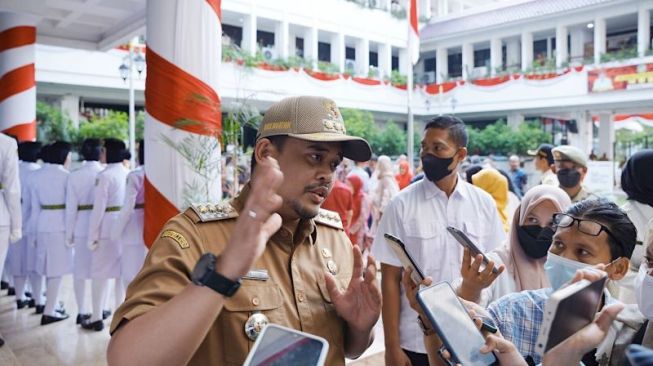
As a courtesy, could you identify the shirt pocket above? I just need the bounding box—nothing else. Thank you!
[220,281,284,364]
[404,222,445,271]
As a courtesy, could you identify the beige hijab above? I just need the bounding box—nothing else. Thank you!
[494,185,572,291]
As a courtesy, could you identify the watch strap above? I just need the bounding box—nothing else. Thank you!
[204,270,241,297]
[417,315,435,336]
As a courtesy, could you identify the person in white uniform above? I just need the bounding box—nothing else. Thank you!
[83,138,129,331]
[65,138,104,324]
[29,141,73,325]
[8,142,41,310]
[111,140,147,289]
[0,133,21,302]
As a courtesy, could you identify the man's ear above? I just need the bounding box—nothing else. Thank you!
[457,147,468,161]
[607,257,630,281]
[254,138,279,166]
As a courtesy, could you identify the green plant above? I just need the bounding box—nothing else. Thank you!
[317,61,340,75]
[36,101,79,144]
[367,66,379,79]
[466,119,551,156]
[78,111,129,141]
[389,70,407,85]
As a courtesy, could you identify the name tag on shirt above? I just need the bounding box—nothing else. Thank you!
[243,269,269,281]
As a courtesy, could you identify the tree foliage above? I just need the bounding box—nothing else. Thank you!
[36,101,78,144]
[467,119,551,156]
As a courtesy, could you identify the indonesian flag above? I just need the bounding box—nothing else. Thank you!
[408,0,420,65]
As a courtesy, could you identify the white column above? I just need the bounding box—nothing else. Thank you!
[436,47,448,83]
[331,33,345,73]
[60,95,80,129]
[546,37,552,59]
[242,13,257,54]
[507,113,524,131]
[356,38,369,76]
[568,111,593,156]
[569,28,588,62]
[506,38,520,69]
[399,48,409,75]
[422,0,432,20]
[437,0,448,16]
[638,7,651,57]
[556,25,568,67]
[462,42,473,80]
[379,43,392,79]
[304,26,318,69]
[275,20,289,60]
[598,113,614,159]
[521,32,533,70]
[594,17,606,64]
[289,31,297,57]
[490,37,502,75]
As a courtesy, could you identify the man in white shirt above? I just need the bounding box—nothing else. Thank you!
[527,143,559,187]
[372,116,506,365]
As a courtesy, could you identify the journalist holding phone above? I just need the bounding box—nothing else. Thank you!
[372,116,506,366]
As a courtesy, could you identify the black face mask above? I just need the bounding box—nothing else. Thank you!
[517,225,554,259]
[557,168,581,188]
[422,154,456,182]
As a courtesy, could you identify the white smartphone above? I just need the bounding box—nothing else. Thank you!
[535,275,607,354]
[417,282,497,366]
[384,233,426,284]
[447,226,499,275]
[243,324,329,366]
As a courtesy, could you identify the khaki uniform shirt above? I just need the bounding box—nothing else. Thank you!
[110,185,354,366]
[571,185,599,203]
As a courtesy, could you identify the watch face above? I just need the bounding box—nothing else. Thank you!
[192,253,216,285]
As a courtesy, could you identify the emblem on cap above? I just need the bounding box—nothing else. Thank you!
[322,100,346,134]
[245,312,269,341]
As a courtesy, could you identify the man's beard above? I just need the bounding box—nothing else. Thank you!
[289,198,319,219]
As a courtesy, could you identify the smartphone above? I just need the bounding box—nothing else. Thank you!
[535,275,607,354]
[243,324,329,366]
[384,233,426,285]
[417,282,497,366]
[447,226,499,275]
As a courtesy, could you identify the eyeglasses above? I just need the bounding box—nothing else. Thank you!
[552,213,616,240]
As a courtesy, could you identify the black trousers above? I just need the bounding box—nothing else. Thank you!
[402,348,430,366]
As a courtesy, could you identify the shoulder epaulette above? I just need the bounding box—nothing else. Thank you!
[190,202,239,222]
[314,208,344,230]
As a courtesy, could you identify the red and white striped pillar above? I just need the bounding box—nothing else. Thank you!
[0,11,36,141]
[143,0,222,246]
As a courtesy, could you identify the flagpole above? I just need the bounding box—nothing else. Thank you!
[407,62,414,173]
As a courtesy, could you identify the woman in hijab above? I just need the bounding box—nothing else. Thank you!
[346,174,371,249]
[395,160,413,190]
[471,168,511,233]
[370,156,399,240]
[618,150,653,303]
[455,185,572,306]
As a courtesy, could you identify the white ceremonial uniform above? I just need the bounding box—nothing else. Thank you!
[30,163,72,277]
[65,161,103,279]
[0,133,21,279]
[87,163,129,279]
[372,178,506,354]
[7,161,40,277]
[111,166,146,283]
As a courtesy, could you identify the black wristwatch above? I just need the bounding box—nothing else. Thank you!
[191,253,241,297]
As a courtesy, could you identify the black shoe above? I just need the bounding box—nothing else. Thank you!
[16,299,28,309]
[0,281,7,290]
[102,309,112,320]
[41,313,69,325]
[7,287,15,296]
[35,305,45,314]
[76,313,91,324]
[28,299,36,308]
[25,291,32,298]
[0,337,4,347]
[81,319,104,331]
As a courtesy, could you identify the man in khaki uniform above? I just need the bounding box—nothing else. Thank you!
[108,96,381,366]
[552,145,599,203]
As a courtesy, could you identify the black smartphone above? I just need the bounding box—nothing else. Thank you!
[384,233,426,285]
[447,226,499,275]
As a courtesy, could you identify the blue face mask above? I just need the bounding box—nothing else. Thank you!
[543,252,589,290]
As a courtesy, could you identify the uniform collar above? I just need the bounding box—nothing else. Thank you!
[232,183,316,246]
[421,175,467,200]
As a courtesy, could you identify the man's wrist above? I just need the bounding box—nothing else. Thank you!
[215,253,247,281]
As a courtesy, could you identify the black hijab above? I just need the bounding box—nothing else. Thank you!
[621,149,653,207]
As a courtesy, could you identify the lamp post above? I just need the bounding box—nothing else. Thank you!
[119,38,145,167]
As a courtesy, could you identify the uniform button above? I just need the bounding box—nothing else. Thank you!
[252,297,260,306]
[297,292,305,302]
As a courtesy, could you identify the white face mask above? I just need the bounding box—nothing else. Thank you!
[635,263,653,319]
[543,252,590,290]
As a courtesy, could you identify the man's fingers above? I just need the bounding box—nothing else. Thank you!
[364,258,377,284]
[594,303,625,331]
[352,245,364,279]
[324,272,343,302]
[470,254,483,273]
[462,248,471,269]
[260,213,282,238]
